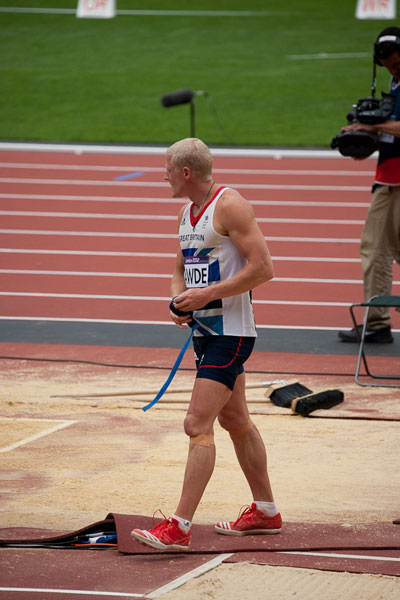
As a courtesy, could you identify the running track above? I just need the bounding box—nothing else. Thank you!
[0,143,399,335]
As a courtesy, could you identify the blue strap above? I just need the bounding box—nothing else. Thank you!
[142,324,199,412]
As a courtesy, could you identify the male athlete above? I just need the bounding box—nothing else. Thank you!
[131,138,281,551]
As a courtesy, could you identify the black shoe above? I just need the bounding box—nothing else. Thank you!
[338,324,393,344]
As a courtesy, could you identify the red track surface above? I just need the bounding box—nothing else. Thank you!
[1,148,399,594]
[1,148,399,330]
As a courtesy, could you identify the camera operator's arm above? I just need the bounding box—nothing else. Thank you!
[343,120,400,138]
[372,120,400,137]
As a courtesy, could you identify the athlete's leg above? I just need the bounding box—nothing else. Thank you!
[130,377,231,552]
[174,377,232,522]
[218,372,275,502]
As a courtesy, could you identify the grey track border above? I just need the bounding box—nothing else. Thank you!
[0,320,398,359]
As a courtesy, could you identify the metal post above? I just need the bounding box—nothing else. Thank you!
[190,98,195,137]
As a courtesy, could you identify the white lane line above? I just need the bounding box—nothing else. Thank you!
[0,588,143,598]
[0,292,173,300]
[0,193,372,207]
[0,292,364,302]
[0,295,359,305]
[0,292,172,300]
[0,418,77,453]
[146,553,233,599]
[0,229,362,243]
[0,193,185,205]
[278,550,400,562]
[0,178,371,191]
[0,7,80,13]
[0,211,365,225]
[266,237,361,243]
[0,275,372,284]
[0,248,177,258]
[270,256,361,263]
[289,52,370,60]
[0,7,280,16]
[0,249,361,262]
[1,163,147,172]
[0,229,176,239]
[0,163,375,177]
[0,270,170,278]
[272,278,364,284]
[0,316,173,325]
[1,211,175,221]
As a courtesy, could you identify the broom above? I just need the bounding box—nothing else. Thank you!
[264,381,344,415]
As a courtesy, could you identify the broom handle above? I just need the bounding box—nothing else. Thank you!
[51,380,286,399]
[150,397,268,404]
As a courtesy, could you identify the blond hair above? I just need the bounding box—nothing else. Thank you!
[166,138,213,180]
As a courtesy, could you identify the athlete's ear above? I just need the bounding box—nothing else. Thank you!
[183,167,191,179]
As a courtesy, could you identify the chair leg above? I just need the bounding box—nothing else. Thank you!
[355,306,374,385]
[351,301,400,387]
[350,304,372,384]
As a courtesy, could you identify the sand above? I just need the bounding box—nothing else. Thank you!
[0,359,399,598]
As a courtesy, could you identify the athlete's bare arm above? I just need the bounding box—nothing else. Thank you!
[170,205,193,327]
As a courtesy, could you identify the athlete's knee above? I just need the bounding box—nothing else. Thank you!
[219,416,254,440]
[184,414,214,446]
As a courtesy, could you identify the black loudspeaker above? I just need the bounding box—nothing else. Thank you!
[161,89,194,107]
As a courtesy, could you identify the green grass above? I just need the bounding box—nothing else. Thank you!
[0,0,396,147]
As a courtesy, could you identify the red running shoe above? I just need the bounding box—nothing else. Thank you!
[215,503,282,536]
[131,515,191,552]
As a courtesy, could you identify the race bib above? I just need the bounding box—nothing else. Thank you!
[184,256,209,288]
[381,132,395,144]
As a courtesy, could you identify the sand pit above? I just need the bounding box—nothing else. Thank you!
[0,358,399,598]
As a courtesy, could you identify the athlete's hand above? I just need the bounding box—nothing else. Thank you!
[173,288,211,312]
[169,309,192,329]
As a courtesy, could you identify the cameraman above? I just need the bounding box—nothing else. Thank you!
[339,26,400,344]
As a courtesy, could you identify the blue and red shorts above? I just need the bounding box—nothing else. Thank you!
[192,335,255,390]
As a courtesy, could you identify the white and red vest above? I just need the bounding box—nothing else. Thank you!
[178,186,257,337]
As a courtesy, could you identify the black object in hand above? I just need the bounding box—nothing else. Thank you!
[169,299,196,327]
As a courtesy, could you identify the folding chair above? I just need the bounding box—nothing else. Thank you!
[349,295,400,387]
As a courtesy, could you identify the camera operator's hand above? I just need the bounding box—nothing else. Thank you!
[334,121,378,161]
[342,121,377,133]
[343,119,400,139]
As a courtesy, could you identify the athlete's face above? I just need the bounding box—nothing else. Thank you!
[380,51,400,80]
[165,156,186,198]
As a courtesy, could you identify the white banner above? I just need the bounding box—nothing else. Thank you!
[77,0,116,19]
[356,0,397,19]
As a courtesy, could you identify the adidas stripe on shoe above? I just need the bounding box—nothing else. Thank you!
[131,515,191,552]
[215,503,282,536]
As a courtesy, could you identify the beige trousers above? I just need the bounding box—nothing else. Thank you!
[360,184,400,329]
